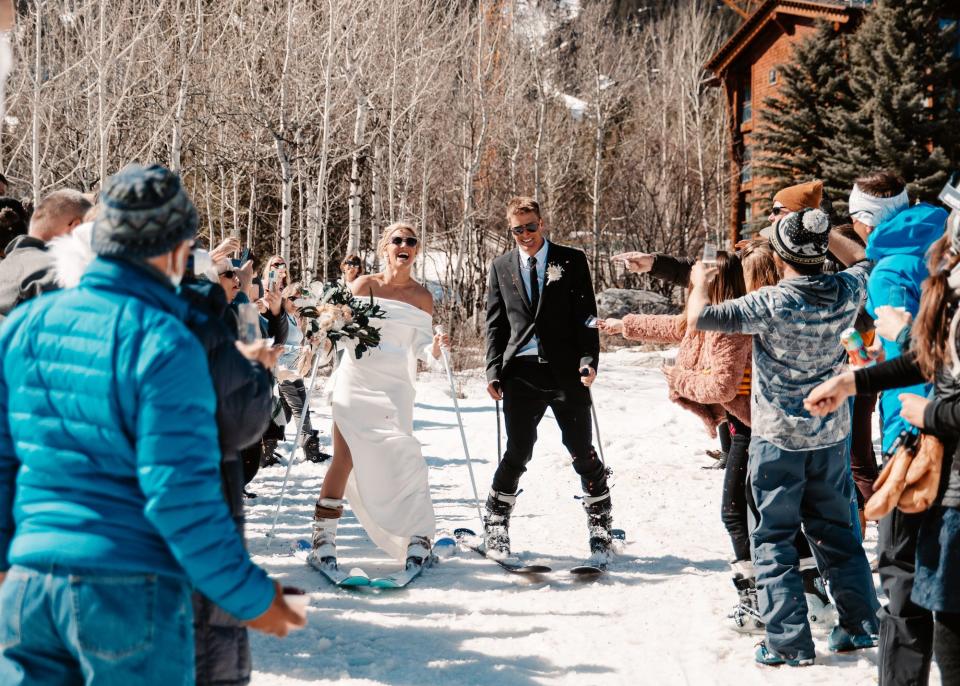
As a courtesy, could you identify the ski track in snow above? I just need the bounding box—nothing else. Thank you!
[245,348,930,686]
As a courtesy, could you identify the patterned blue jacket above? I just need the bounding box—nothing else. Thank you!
[697,262,872,451]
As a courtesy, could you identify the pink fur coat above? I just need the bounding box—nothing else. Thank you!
[622,313,752,438]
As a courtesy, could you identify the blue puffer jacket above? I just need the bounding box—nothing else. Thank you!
[866,202,948,452]
[0,258,273,620]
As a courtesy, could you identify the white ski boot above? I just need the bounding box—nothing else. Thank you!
[308,497,344,568]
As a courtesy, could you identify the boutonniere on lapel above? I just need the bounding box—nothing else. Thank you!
[545,264,564,285]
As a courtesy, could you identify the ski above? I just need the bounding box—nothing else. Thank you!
[368,537,455,589]
[453,528,552,575]
[292,539,370,587]
[570,562,606,576]
[570,529,625,577]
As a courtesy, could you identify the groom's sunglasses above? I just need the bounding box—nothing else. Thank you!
[510,222,539,235]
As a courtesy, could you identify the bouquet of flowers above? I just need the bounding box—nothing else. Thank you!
[293,281,386,361]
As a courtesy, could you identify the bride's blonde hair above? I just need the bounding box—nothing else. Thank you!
[377,222,418,256]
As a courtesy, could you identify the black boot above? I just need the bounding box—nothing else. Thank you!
[800,561,836,626]
[260,438,281,468]
[483,489,517,557]
[303,431,330,464]
[583,493,614,557]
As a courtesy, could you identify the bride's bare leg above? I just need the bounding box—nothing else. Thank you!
[319,423,353,499]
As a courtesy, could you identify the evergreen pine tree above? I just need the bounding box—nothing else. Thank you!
[754,21,850,221]
[823,0,960,210]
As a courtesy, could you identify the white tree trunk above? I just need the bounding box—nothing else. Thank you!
[346,95,370,255]
[370,139,382,271]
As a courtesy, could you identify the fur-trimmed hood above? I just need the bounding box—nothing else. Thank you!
[49,221,95,289]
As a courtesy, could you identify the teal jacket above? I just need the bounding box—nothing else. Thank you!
[0,258,273,620]
[866,203,948,452]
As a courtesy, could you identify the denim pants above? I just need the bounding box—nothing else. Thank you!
[749,437,879,660]
[0,565,194,686]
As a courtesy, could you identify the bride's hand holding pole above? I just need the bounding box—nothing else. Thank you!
[432,331,451,359]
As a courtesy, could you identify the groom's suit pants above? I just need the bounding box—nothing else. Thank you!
[492,357,608,497]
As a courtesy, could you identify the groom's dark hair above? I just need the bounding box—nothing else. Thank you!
[506,196,540,220]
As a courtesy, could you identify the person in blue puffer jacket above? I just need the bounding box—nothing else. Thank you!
[848,169,949,686]
[0,164,303,686]
[852,182,948,453]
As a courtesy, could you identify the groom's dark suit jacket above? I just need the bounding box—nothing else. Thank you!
[485,242,600,391]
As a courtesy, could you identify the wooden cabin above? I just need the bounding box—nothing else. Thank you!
[706,1,869,243]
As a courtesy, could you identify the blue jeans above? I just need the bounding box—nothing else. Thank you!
[749,437,880,660]
[0,565,194,686]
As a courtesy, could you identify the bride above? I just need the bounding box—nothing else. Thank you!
[310,222,448,570]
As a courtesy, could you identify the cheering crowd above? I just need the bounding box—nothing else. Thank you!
[600,171,960,679]
[1,157,960,685]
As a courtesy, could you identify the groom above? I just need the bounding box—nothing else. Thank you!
[484,196,612,558]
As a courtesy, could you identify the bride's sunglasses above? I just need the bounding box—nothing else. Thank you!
[390,236,419,248]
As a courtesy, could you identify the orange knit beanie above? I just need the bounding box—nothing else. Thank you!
[773,180,823,212]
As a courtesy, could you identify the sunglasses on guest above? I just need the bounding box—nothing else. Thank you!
[219,270,238,280]
[270,261,286,269]
[510,222,539,235]
[390,236,419,248]
[343,259,361,268]
[769,205,789,217]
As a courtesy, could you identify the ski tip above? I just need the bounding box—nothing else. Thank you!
[513,564,552,574]
[570,566,605,577]
[611,529,627,541]
[453,527,477,538]
[434,537,457,558]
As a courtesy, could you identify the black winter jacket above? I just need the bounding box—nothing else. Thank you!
[180,277,273,686]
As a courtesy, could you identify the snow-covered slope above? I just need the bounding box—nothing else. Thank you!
[244,349,918,686]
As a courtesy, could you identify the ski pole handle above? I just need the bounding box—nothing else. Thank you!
[434,324,450,351]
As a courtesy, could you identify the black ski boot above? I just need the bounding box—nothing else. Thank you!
[728,561,764,634]
[801,561,836,626]
[582,493,614,559]
[260,438,281,468]
[483,489,517,558]
[303,431,331,464]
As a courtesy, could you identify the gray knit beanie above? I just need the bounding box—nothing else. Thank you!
[770,208,831,266]
[92,164,198,260]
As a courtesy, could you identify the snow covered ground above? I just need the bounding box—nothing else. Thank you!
[244,348,921,686]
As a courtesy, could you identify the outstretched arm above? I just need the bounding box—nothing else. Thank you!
[828,230,867,268]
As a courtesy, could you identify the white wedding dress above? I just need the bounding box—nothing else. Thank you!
[331,298,437,561]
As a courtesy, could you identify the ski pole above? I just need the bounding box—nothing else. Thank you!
[436,325,485,527]
[580,368,606,465]
[266,342,329,544]
[495,397,502,465]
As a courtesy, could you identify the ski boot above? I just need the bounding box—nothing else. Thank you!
[728,560,764,634]
[827,624,877,652]
[483,489,517,558]
[405,535,432,569]
[583,492,614,563]
[800,559,836,627]
[303,430,331,464]
[755,641,814,667]
[309,498,344,568]
[260,437,281,468]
